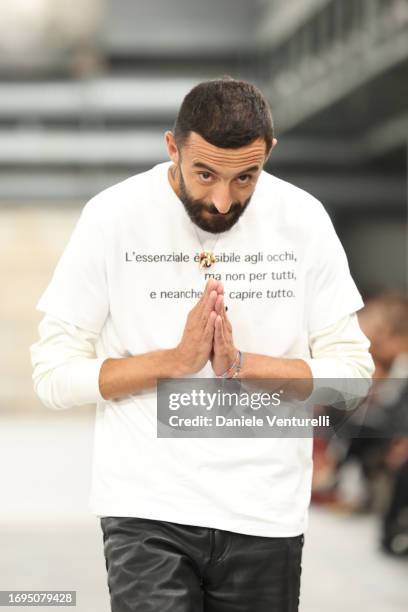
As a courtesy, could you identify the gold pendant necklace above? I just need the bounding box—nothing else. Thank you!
[192,224,220,269]
[199,250,217,269]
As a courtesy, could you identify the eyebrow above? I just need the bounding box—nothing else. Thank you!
[192,162,261,176]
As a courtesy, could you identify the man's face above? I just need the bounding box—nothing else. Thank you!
[166,132,270,233]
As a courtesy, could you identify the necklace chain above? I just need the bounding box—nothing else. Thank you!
[192,222,220,253]
[192,222,220,269]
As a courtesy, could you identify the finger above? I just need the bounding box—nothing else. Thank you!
[205,277,218,294]
[218,295,232,332]
[220,315,229,346]
[193,278,217,324]
[201,289,218,325]
[223,307,233,333]
[203,310,217,343]
[216,295,232,331]
[195,278,218,315]
[214,293,224,316]
[216,316,236,366]
[214,314,226,349]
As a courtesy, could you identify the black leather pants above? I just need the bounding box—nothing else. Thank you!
[100,516,304,612]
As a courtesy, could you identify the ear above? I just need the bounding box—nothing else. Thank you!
[165,131,180,165]
[265,137,278,164]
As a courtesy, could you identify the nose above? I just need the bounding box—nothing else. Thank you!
[211,184,233,214]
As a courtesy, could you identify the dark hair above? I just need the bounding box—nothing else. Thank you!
[174,77,274,153]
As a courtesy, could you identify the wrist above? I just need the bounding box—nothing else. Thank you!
[227,346,238,366]
[218,349,243,379]
[166,347,193,377]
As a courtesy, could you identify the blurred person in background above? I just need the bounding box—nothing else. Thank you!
[30,78,374,611]
[359,292,408,379]
[360,292,408,556]
[312,291,408,556]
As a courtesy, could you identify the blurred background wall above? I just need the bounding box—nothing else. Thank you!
[1,0,407,418]
[0,1,407,611]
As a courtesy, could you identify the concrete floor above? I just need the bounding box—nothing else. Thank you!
[1,417,407,611]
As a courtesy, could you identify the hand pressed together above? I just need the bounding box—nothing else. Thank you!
[210,284,238,376]
[174,278,238,376]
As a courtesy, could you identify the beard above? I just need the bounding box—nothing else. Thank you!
[177,168,252,234]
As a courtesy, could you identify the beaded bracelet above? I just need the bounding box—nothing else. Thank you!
[218,350,243,379]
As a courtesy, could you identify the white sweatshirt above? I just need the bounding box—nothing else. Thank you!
[28,162,375,536]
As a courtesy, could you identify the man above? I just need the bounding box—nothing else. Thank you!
[30,78,374,611]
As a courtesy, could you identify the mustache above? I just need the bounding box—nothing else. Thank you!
[201,202,242,215]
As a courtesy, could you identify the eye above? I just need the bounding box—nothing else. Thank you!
[236,174,251,184]
[198,172,213,182]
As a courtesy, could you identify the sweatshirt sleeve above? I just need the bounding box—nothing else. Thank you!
[304,312,375,380]
[35,196,109,334]
[303,312,375,410]
[30,313,106,410]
